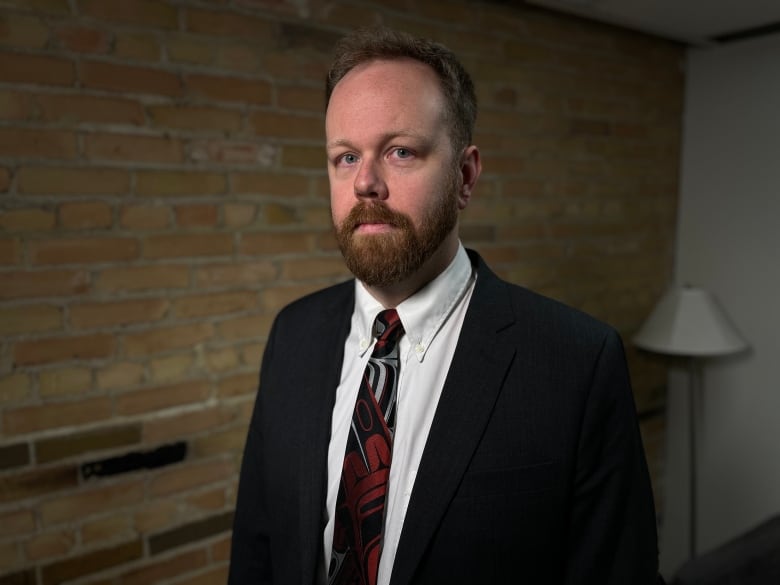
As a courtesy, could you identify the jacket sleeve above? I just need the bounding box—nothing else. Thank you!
[564,329,660,585]
[228,319,278,585]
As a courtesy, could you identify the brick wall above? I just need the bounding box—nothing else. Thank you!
[0,1,683,583]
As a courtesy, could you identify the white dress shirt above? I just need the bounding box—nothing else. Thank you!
[321,244,476,585]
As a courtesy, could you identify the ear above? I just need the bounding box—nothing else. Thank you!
[457,145,481,210]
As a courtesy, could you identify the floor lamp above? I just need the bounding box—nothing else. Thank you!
[633,286,747,559]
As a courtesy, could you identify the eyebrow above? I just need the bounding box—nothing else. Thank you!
[326,130,428,151]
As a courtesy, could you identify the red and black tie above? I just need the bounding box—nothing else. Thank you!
[328,309,404,585]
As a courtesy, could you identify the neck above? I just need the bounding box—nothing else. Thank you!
[363,235,459,308]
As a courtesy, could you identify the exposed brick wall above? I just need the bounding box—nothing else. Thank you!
[0,1,683,583]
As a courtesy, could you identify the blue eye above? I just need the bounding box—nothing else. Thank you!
[339,153,358,165]
[394,148,413,159]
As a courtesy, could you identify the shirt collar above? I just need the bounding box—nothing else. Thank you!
[353,243,475,362]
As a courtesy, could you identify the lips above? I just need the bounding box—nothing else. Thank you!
[343,203,401,233]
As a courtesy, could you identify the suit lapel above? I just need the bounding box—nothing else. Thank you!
[390,255,517,585]
[295,282,355,585]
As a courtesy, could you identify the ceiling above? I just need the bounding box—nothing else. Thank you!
[525,0,780,46]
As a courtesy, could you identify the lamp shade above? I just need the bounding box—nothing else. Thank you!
[634,286,748,357]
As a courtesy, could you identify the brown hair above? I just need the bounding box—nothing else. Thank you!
[325,27,477,153]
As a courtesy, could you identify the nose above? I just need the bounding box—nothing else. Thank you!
[353,158,388,200]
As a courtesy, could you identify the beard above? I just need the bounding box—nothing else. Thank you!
[334,171,461,287]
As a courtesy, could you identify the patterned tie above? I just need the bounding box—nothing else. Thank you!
[329,309,405,585]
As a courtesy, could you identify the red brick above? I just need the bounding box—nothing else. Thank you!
[58,201,113,229]
[25,530,76,562]
[143,406,231,444]
[149,353,194,383]
[97,264,189,292]
[36,93,145,125]
[190,140,276,165]
[174,204,217,227]
[240,231,315,255]
[0,13,49,49]
[14,333,114,365]
[97,549,208,585]
[143,233,232,259]
[173,566,229,585]
[41,480,145,526]
[0,51,74,86]
[191,426,245,457]
[3,396,112,435]
[0,304,62,335]
[41,539,143,585]
[1,443,30,470]
[185,73,271,104]
[217,372,257,399]
[0,208,56,231]
[81,61,183,97]
[39,366,92,398]
[0,166,10,191]
[123,322,214,357]
[80,0,179,28]
[195,260,276,287]
[217,313,273,341]
[186,8,274,39]
[55,24,111,53]
[261,283,321,311]
[115,380,211,416]
[205,346,239,372]
[186,487,226,512]
[280,256,349,280]
[0,90,33,120]
[166,33,214,66]
[0,237,20,264]
[136,170,227,196]
[114,31,161,61]
[0,541,21,573]
[149,459,234,497]
[211,534,231,562]
[250,111,323,140]
[223,203,257,227]
[29,237,139,265]
[277,84,323,112]
[231,171,308,196]
[264,200,311,225]
[0,128,77,159]
[85,133,184,163]
[0,509,35,539]
[148,105,242,131]
[36,424,142,464]
[0,465,77,503]
[173,291,256,319]
[18,167,130,195]
[82,512,134,545]
[0,269,89,299]
[133,499,178,535]
[119,205,170,230]
[96,362,145,391]
[570,118,611,136]
[70,298,169,329]
[281,144,322,169]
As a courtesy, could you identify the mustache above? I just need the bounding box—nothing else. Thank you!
[340,202,410,231]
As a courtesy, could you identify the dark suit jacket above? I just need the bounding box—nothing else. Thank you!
[229,250,659,585]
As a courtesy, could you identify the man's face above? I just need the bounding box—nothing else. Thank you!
[325,58,466,287]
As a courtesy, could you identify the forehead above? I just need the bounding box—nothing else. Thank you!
[325,58,448,142]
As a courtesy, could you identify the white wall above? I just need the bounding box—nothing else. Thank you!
[659,33,780,576]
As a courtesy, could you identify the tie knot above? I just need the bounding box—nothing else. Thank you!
[373,309,404,344]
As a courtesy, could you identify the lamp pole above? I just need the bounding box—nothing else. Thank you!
[688,357,701,559]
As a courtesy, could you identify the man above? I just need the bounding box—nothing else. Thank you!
[229,27,660,585]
